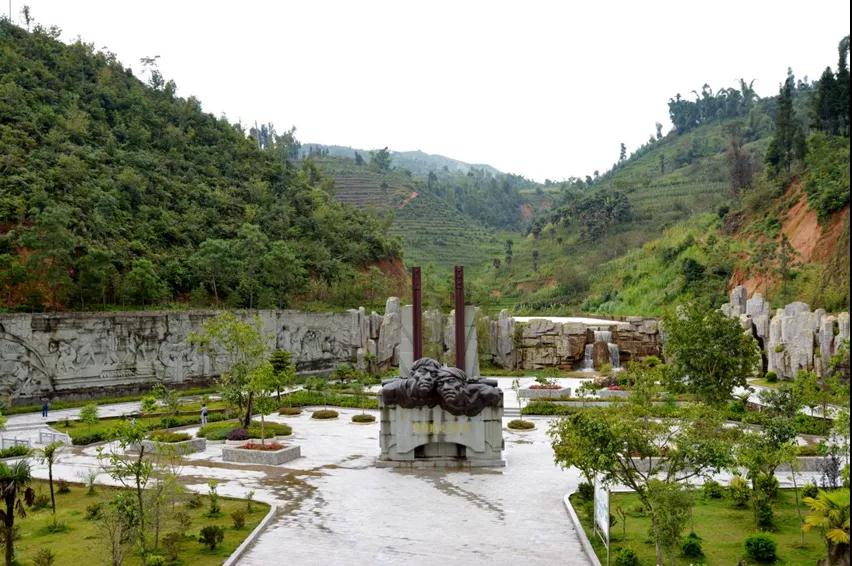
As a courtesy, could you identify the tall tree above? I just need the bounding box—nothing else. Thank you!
[766,69,807,177]
[0,460,36,566]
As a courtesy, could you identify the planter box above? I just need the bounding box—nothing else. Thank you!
[224,435,289,446]
[518,387,571,399]
[141,437,206,455]
[222,443,301,465]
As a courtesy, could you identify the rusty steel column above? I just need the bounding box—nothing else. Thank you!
[412,266,422,361]
[454,265,465,370]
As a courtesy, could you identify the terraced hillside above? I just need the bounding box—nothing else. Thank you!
[389,192,503,269]
[332,173,412,208]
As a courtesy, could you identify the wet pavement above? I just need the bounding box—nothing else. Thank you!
[23,379,591,566]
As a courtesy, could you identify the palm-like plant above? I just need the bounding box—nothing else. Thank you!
[0,459,36,566]
[38,441,64,514]
[802,489,851,566]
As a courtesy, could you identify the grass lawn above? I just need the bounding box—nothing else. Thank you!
[6,387,219,415]
[13,480,269,565]
[571,489,828,565]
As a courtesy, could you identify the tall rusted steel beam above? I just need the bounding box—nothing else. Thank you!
[454,265,465,370]
[412,266,422,361]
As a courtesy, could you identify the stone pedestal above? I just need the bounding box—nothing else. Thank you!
[378,404,505,468]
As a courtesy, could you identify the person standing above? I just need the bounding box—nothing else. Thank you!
[41,397,49,418]
[200,402,208,426]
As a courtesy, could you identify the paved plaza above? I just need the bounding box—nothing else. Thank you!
[16,378,592,565]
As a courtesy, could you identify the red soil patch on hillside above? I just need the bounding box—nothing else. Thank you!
[729,182,849,296]
[397,191,418,209]
[520,203,534,220]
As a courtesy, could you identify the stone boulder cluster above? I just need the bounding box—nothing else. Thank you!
[721,285,850,379]
[487,311,662,370]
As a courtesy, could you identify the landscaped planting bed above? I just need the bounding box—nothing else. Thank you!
[570,488,827,565]
[196,420,292,441]
[222,441,301,465]
[142,430,207,455]
[13,479,269,565]
[507,419,535,430]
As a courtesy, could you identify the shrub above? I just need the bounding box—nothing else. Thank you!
[231,509,247,529]
[729,475,751,507]
[754,473,779,500]
[198,525,225,550]
[71,431,108,445]
[227,428,250,441]
[0,445,31,458]
[198,420,292,440]
[802,482,818,499]
[187,492,203,509]
[311,409,339,420]
[755,495,775,530]
[32,548,56,566]
[351,413,376,423]
[140,395,158,414]
[207,480,221,517]
[279,407,302,416]
[175,510,192,530]
[32,493,51,510]
[681,532,704,558]
[143,555,166,566]
[56,480,70,494]
[85,502,103,520]
[162,532,183,562]
[507,419,535,430]
[702,479,724,499]
[614,547,639,566]
[765,371,778,382]
[576,482,594,502]
[148,430,191,443]
[744,533,777,562]
[281,390,378,410]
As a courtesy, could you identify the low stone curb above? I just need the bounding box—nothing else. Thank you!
[222,443,301,465]
[562,491,602,566]
[222,504,278,566]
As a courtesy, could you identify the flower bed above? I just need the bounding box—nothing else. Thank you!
[222,442,301,465]
[529,383,562,390]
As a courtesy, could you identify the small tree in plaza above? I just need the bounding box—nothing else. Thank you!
[190,312,270,428]
[37,441,64,515]
[663,301,761,405]
[98,421,153,552]
[269,350,297,402]
[79,403,99,432]
[247,361,280,444]
[550,368,736,564]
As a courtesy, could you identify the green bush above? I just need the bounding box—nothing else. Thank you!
[143,555,166,566]
[754,494,775,531]
[282,390,378,409]
[32,548,56,566]
[32,493,51,510]
[198,525,225,550]
[0,445,31,458]
[231,509,247,529]
[754,473,779,500]
[148,430,191,443]
[614,547,639,566]
[278,407,302,416]
[729,475,751,508]
[56,480,70,494]
[765,371,778,383]
[576,482,594,502]
[702,479,724,499]
[162,532,183,562]
[351,413,376,423]
[71,431,109,445]
[186,492,203,509]
[507,419,535,430]
[85,502,103,520]
[801,482,818,499]
[681,532,703,558]
[522,401,575,416]
[744,532,777,562]
[311,409,339,420]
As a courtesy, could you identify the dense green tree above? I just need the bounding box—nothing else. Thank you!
[766,69,808,177]
[663,302,761,405]
[370,147,392,172]
[0,459,36,566]
[122,259,168,306]
[262,241,307,308]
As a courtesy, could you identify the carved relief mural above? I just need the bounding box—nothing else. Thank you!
[0,308,379,404]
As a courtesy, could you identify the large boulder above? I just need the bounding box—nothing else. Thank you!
[376,297,401,367]
[730,285,748,316]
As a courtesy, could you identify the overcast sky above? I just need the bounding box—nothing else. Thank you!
[14,0,852,181]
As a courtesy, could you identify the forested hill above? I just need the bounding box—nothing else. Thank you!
[301,144,503,177]
[0,21,402,312]
[484,37,850,315]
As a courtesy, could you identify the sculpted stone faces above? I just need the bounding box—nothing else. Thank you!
[381,357,502,416]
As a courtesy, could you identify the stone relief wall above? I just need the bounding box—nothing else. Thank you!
[722,285,850,379]
[1,305,403,405]
[487,311,662,370]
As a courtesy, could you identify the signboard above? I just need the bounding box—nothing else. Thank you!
[594,476,610,541]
